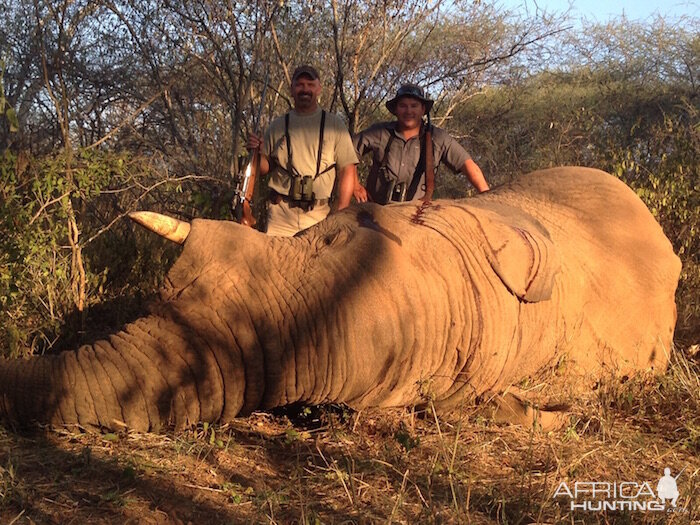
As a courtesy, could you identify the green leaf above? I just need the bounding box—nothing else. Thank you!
[5,107,18,132]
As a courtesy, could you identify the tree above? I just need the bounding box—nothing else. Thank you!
[455,16,699,339]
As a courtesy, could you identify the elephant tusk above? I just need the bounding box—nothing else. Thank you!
[128,211,191,244]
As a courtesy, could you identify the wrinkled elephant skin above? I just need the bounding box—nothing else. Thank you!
[0,167,681,432]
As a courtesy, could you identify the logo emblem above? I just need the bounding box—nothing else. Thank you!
[553,467,687,512]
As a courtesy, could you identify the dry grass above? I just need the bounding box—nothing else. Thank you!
[0,348,698,524]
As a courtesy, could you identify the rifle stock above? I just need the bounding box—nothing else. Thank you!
[233,147,258,228]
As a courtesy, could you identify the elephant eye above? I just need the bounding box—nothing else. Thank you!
[318,228,352,250]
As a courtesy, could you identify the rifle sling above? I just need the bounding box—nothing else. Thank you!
[406,123,434,201]
[424,124,435,200]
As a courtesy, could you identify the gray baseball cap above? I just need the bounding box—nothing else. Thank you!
[291,65,320,83]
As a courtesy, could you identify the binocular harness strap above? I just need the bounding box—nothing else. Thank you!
[285,110,327,179]
[365,131,396,204]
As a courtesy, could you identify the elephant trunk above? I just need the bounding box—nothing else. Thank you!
[0,314,248,432]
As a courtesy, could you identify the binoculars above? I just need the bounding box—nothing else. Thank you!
[290,175,315,202]
[385,180,407,203]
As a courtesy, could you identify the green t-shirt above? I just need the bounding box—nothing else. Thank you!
[264,108,358,200]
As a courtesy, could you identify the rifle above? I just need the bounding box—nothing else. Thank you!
[232,75,268,227]
[232,151,258,227]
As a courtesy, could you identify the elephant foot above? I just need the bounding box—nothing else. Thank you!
[482,391,570,431]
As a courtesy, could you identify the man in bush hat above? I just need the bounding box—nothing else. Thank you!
[247,65,359,236]
[352,83,488,204]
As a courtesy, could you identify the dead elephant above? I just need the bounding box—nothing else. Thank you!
[0,167,681,432]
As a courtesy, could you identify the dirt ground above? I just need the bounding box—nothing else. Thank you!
[0,351,698,525]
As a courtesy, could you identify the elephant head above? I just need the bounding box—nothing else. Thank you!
[0,167,681,432]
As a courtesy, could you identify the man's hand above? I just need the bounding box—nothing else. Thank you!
[245,132,270,176]
[247,132,263,151]
[353,179,368,203]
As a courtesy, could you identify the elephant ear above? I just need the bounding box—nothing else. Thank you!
[470,205,560,302]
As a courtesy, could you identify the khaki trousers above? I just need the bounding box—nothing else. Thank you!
[266,201,331,237]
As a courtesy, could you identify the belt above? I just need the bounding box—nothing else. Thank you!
[268,190,329,210]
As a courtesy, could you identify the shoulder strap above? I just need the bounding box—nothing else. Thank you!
[380,129,396,170]
[423,123,435,200]
[406,122,434,200]
[285,110,327,178]
[284,112,296,176]
[315,110,326,178]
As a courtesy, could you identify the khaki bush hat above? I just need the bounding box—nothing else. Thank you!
[386,83,434,114]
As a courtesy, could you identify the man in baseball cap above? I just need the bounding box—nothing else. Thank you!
[246,65,359,236]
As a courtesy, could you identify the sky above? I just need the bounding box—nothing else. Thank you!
[499,0,699,23]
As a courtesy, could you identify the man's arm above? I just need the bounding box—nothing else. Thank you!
[436,127,489,193]
[336,163,358,210]
[333,118,363,209]
[351,126,383,203]
[461,158,489,193]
